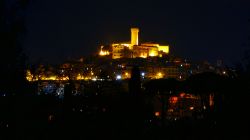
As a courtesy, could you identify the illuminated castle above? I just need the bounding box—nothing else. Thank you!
[99,28,169,59]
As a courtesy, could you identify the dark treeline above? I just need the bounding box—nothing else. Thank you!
[1,67,250,139]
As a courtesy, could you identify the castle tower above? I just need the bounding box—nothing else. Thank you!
[131,28,139,47]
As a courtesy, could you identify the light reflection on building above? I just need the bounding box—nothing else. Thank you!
[99,28,170,59]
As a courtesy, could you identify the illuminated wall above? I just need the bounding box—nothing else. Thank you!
[99,28,170,59]
[149,47,159,57]
[132,46,149,58]
[141,43,159,47]
[158,45,169,54]
[112,44,125,59]
[131,28,139,47]
[99,46,110,56]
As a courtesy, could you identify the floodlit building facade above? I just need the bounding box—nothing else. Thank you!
[99,28,170,59]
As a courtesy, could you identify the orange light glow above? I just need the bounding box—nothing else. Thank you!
[180,92,185,98]
[149,51,156,57]
[26,70,33,82]
[190,107,194,110]
[156,72,163,79]
[149,48,158,57]
[41,76,57,81]
[99,50,110,56]
[170,96,178,104]
[209,94,214,106]
[76,74,85,80]
[140,53,147,58]
[99,46,110,56]
[155,111,160,117]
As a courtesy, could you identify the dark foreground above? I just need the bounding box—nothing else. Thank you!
[0,91,249,140]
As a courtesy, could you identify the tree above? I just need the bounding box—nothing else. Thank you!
[129,66,141,94]
[185,72,228,119]
[0,0,29,94]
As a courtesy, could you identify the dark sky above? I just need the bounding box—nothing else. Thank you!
[23,0,250,65]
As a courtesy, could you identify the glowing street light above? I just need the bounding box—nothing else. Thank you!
[116,75,122,80]
[156,72,163,79]
[141,72,145,76]
[155,111,160,117]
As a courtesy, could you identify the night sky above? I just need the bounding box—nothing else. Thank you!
[23,0,249,65]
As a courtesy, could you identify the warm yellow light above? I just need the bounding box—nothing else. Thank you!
[92,78,97,81]
[140,53,147,58]
[123,72,130,79]
[61,76,69,80]
[158,45,169,54]
[131,28,139,46]
[149,49,158,57]
[99,46,110,56]
[157,72,163,78]
[149,52,156,57]
[99,50,110,56]
[121,43,131,48]
[50,76,56,80]
[76,74,85,80]
[141,43,159,47]
[112,43,130,47]
[42,76,57,80]
[155,111,160,117]
[26,70,33,82]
